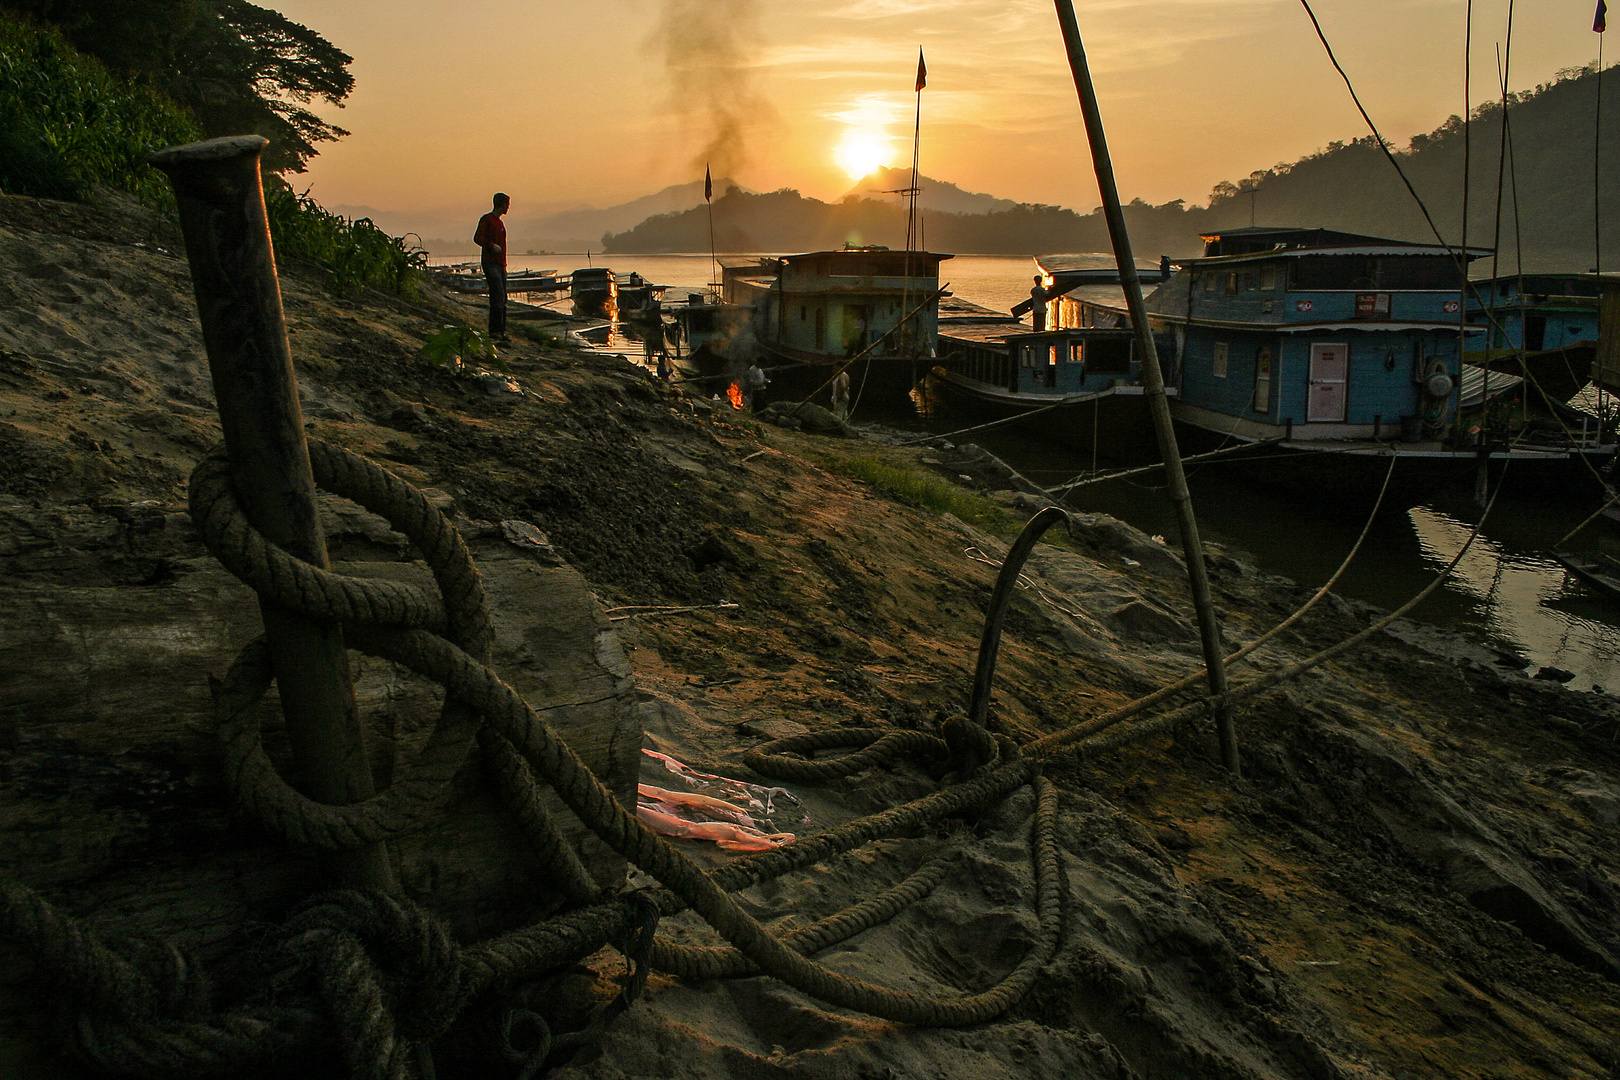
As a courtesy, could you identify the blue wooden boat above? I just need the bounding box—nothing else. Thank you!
[931,296,1164,460]
[1070,226,1609,500]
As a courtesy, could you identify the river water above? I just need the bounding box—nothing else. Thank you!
[502,252,1620,691]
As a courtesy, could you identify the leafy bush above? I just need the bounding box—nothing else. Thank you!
[0,12,199,202]
[420,323,502,373]
[265,179,428,297]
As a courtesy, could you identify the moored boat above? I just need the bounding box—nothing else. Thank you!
[729,246,952,405]
[932,296,1165,461]
[1553,551,1620,603]
[570,266,616,316]
[1075,226,1611,501]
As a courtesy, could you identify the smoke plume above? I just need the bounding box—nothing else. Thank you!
[645,0,774,182]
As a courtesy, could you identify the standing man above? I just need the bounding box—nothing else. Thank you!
[474,193,510,344]
[831,368,851,421]
[1029,275,1047,332]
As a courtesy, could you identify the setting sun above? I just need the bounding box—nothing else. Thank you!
[834,129,895,181]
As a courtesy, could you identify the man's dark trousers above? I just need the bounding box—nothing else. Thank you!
[484,261,507,338]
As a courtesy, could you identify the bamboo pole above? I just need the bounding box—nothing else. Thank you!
[151,135,397,890]
[1051,1,1238,773]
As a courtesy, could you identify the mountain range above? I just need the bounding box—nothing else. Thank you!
[366,63,1615,269]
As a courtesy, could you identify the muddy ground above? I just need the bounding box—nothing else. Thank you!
[2,189,1619,1079]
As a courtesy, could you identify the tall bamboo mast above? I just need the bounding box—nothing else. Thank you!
[1051,0,1238,773]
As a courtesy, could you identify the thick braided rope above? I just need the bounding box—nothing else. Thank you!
[214,638,479,848]
[478,729,600,905]
[651,849,956,980]
[190,452,447,634]
[357,625,1063,1026]
[283,891,467,1080]
[0,874,315,1075]
[741,728,948,783]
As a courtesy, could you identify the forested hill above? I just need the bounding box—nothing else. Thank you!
[606,65,1618,271]
[1195,63,1618,272]
[600,185,1203,258]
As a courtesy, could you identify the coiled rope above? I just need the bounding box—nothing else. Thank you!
[0,441,1063,1078]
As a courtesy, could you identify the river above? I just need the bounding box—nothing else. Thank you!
[499,251,1620,692]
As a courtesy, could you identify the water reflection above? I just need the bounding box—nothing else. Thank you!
[1408,506,1620,689]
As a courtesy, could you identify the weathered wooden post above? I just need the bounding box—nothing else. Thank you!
[150,135,397,890]
[1051,1,1239,775]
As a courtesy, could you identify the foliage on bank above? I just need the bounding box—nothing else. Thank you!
[264,180,427,297]
[0,0,353,174]
[0,12,199,203]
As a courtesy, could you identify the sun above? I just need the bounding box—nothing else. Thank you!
[835,130,895,182]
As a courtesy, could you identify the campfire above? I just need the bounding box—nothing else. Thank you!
[726,381,745,409]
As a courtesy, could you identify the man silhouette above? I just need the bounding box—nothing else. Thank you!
[473,193,510,343]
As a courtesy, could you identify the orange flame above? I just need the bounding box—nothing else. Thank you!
[727,381,745,409]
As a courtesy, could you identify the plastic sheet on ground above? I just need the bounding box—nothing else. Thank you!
[636,748,806,852]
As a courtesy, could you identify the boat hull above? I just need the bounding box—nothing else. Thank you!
[756,340,929,411]
[928,368,1162,462]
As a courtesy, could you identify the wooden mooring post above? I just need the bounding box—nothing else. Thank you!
[150,135,397,890]
[1051,2,1239,775]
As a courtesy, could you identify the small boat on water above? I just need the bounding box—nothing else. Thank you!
[431,264,565,294]
[570,267,616,316]
[616,271,667,323]
[1553,551,1620,603]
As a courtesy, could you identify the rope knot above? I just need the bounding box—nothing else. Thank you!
[284,890,467,1080]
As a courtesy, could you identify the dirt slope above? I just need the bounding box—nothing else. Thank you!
[1,189,1619,1079]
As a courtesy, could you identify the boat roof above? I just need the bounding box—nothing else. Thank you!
[1194,226,1490,264]
[781,248,953,263]
[1037,254,1165,276]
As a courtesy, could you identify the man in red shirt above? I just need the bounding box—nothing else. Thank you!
[473,193,510,342]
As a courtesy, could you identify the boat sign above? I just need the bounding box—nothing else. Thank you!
[1296,299,1313,313]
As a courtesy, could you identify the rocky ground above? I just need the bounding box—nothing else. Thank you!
[2,189,1619,1079]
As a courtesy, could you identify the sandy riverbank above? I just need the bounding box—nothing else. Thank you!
[2,188,1619,1079]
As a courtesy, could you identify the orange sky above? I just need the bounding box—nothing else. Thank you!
[267,0,1609,220]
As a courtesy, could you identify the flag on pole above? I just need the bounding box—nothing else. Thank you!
[915,47,927,92]
[1598,0,1608,32]
[705,164,712,202]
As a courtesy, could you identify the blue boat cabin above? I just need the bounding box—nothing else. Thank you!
[1125,227,1491,441]
[1465,274,1602,356]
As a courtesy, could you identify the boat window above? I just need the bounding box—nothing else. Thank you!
[1213,342,1229,378]
[1069,343,1084,366]
[1259,266,1277,290]
[1224,273,1238,296]
[800,306,807,320]
[1290,255,1460,290]
[1048,345,1062,367]
[1202,273,1216,294]
[1087,338,1131,375]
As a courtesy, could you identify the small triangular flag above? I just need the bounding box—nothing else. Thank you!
[915,48,927,92]
[705,165,712,202]
[1597,0,1608,32]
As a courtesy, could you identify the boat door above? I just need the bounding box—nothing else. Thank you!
[1251,345,1273,414]
[843,305,869,355]
[1307,343,1349,422]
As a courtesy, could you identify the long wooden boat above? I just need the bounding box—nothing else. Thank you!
[1553,551,1620,603]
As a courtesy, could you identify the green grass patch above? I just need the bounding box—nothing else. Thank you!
[823,454,1019,534]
